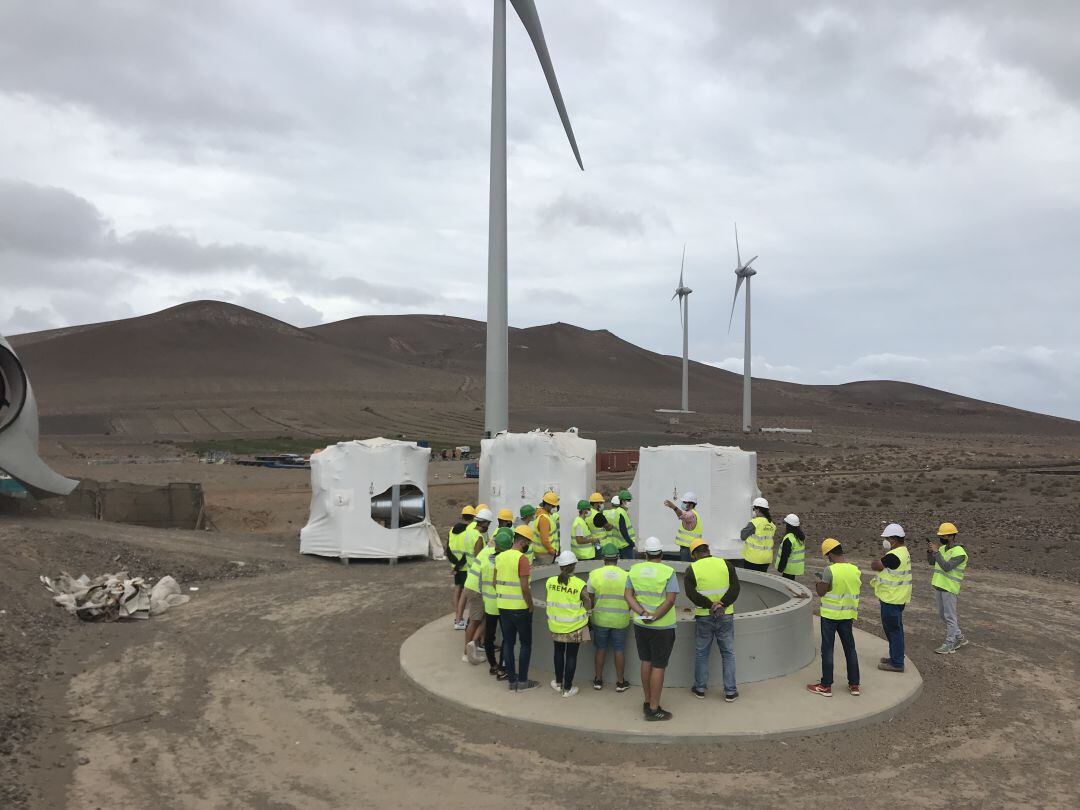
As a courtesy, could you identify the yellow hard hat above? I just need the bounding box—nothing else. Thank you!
[821,538,841,557]
[497,508,514,522]
[589,492,604,503]
[937,522,958,537]
[461,505,476,518]
[513,524,534,542]
[541,491,560,507]
[475,503,490,513]
[689,539,709,554]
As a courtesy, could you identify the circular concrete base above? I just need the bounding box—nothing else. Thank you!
[401,614,922,742]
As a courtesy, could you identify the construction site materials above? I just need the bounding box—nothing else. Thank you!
[300,438,439,561]
[628,444,758,557]
[478,430,596,552]
[40,572,190,621]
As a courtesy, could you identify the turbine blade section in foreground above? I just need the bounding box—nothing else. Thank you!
[510,0,584,170]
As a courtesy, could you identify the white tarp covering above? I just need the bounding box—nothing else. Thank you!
[300,438,438,560]
[628,444,758,558]
[479,430,596,550]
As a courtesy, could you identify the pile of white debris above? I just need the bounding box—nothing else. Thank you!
[40,571,191,622]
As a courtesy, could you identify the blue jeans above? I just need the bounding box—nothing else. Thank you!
[619,543,635,560]
[591,624,627,652]
[499,609,532,684]
[679,546,692,562]
[880,601,905,668]
[693,614,737,694]
[820,617,859,687]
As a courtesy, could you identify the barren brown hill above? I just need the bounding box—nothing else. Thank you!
[9,301,1078,443]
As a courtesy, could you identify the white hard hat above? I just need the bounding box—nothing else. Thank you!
[644,537,664,554]
[681,491,698,504]
[611,495,621,506]
[475,508,494,522]
[752,497,769,509]
[785,513,800,527]
[555,550,577,567]
[881,523,906,539]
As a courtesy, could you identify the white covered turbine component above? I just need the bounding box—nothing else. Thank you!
[0,335,78,498]
[628,444,758,557]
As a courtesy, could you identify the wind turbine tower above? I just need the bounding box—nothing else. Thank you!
[484,0,583,437]
[672,245,693,412]
[727,223,758,433]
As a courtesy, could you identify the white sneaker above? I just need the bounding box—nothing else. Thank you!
[550,679,562,692]
[454,619,467,630]
[561,686,579,698]
[461,654,470,663]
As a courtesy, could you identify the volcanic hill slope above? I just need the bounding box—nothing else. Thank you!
[8,301,1077,445]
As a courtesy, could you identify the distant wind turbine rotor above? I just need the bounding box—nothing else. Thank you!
[672,244,692,412]
[485,0,584,437]
[727,222,758,432]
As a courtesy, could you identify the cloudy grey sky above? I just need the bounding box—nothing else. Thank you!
[2,1,1079,418]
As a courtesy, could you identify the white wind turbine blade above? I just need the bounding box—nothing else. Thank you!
[734,221,742,267]
[510,0,584,170]
[679,243,686,288]
[744,254,758,268]
[727,275,745,332]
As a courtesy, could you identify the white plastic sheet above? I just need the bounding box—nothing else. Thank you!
[628,444,759,557]
[478,430,596,550]
[300,438,438,560]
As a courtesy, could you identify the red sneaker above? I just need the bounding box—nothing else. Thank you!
[848,684,861,697]
[806,683,832,697]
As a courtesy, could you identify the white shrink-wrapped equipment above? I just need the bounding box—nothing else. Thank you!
[479,430,596,551]
[300,438,438,561]
[628,444,758,558]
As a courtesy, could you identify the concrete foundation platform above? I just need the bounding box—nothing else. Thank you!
[401,615,922,742]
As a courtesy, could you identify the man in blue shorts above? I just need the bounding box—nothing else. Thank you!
[587,543,631,692]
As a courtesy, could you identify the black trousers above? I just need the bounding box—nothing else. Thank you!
[484,613,501,670]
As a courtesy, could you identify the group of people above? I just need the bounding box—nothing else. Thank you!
[443,488,970,721]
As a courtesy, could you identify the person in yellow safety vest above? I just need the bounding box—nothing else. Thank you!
[739,496,776,571]
[546,550,594,698]
[612,490,636,560]
[530,492,560,564]
[446,505,476,630]
[495,524,539,691]
[807,538,862,697]
[927,521,969,655]
[481,528,513,680]
[775,513,806,580]
[587,492,612,554]
[625,537,680,721]
[685,539,741,701]
[663,491,702,562]
[459,508,492,632]
[570,500,596,560]
[872,523,911,672]
[587,542,632,692]
[462,521,497,666]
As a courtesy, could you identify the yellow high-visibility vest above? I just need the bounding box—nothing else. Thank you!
[675,509,702,549]
[480,548,499,615]
[628,562,677,629]
[588,564,630,629]
[545,575,588,634]
[690,556,734,616]
[742,516,776,564]
[776,531,805,575]
[495,549,528,611]
[872,545,912,605]
[570,515,595,560]
[931,544,967,594]
[820,562,861,620]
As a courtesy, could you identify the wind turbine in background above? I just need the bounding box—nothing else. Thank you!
[484,0,583,437]
[672,245,692,412]
[727,223,758,433]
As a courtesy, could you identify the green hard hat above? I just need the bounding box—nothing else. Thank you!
[601,542,619,558]
[494,527,514,551]
[577,499,590,511]
[619,489,632,501]
[519,504,536,518]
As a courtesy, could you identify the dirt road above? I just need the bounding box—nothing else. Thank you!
[7,518,1079,809]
